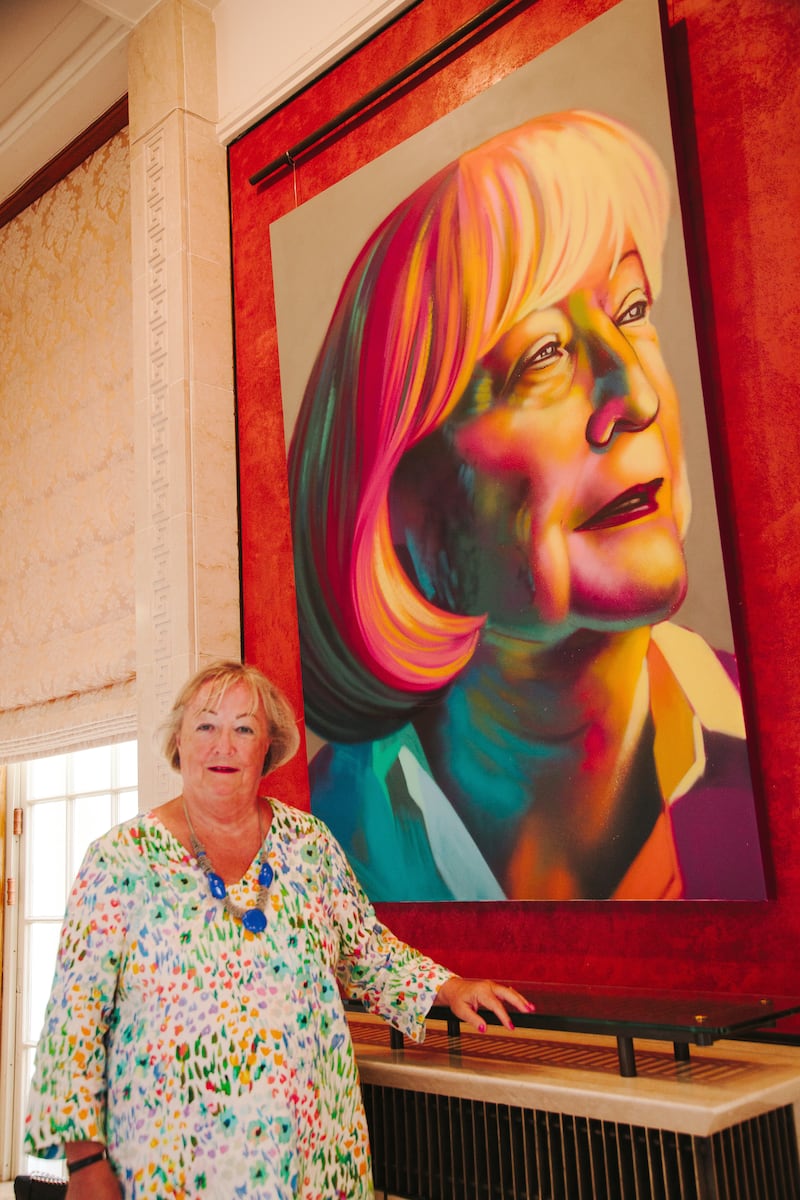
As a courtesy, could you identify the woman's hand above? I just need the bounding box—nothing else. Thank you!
[66,1160,122,1198]
[435,977,534,1032]
[65,1144,122,1200]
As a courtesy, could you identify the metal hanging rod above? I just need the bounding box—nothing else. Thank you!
[248,0,533,187]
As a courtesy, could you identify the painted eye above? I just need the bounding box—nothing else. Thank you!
[521,337,563,369]
[498,331,573,406]
[616,297,649,326]
[505,339,565,392]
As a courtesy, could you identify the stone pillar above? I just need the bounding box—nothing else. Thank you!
[129,0,241,804]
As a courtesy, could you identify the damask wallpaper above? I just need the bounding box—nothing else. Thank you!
[0,129,135,755]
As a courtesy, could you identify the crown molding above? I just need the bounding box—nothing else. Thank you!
[0,95,128,230]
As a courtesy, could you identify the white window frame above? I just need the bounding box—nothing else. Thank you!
[0,742,138,1180]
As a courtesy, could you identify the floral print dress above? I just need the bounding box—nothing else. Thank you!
[25,800,451,1198]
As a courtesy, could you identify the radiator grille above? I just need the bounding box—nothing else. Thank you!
[363,1085,800,1200]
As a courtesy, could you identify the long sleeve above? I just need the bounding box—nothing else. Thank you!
[327,827,452,1042]
[25,835,128,1158]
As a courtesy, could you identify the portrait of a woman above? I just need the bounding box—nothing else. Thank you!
[288,110,766,902]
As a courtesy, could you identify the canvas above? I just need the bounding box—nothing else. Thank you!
[265,0,767,902]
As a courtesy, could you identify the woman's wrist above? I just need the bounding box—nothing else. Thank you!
[434,973,460,1004]
[65,1142,108,1174]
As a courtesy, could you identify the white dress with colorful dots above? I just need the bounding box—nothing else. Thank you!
[25,800,451,1198]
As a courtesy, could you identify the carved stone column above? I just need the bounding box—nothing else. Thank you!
[129,0,241,804]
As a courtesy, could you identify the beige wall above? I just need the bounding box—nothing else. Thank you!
[213,0,416,143]
[129,0,241,803]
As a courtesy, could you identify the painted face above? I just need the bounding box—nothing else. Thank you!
[176,680,270,801]
[390,250,690,641]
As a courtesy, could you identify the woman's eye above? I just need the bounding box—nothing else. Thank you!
[236,725,255,735]
[616,297,649,326]
[505,338,566,392]
[196,722,214,732]
[521,338,563,370]
[493,333,573,406]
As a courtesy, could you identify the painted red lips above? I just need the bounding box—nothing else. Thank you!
[575,478,663,532]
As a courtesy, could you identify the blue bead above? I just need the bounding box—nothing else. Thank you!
[242,908,267,933]
[208,873,226,900]
[258,862,274,887]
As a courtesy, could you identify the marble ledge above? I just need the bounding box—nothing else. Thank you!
[350,1017,800,1140]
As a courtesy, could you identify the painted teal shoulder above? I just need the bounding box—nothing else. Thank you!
[310,726,455,901]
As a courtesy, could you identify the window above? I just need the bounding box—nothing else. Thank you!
[1,741,138,1179]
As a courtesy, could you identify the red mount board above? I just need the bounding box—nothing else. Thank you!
[229,0,800,995]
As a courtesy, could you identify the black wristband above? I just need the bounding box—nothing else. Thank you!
[67,1148,108,1175]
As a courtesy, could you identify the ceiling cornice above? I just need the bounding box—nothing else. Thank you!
[0,95,129,230]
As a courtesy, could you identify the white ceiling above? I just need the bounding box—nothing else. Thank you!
[0,0,175,205]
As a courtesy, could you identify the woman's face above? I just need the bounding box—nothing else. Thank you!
[176,679,270,804]
[390,248,690,641]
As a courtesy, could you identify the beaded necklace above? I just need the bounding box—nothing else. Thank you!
[182,797,274,933]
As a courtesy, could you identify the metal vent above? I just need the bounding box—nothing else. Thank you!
[363,1085,800,1200]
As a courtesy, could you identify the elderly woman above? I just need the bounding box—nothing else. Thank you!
[25,661,530,1198]
[288,109,765,902]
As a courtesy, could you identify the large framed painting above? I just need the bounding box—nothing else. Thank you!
[232,0,768,905]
